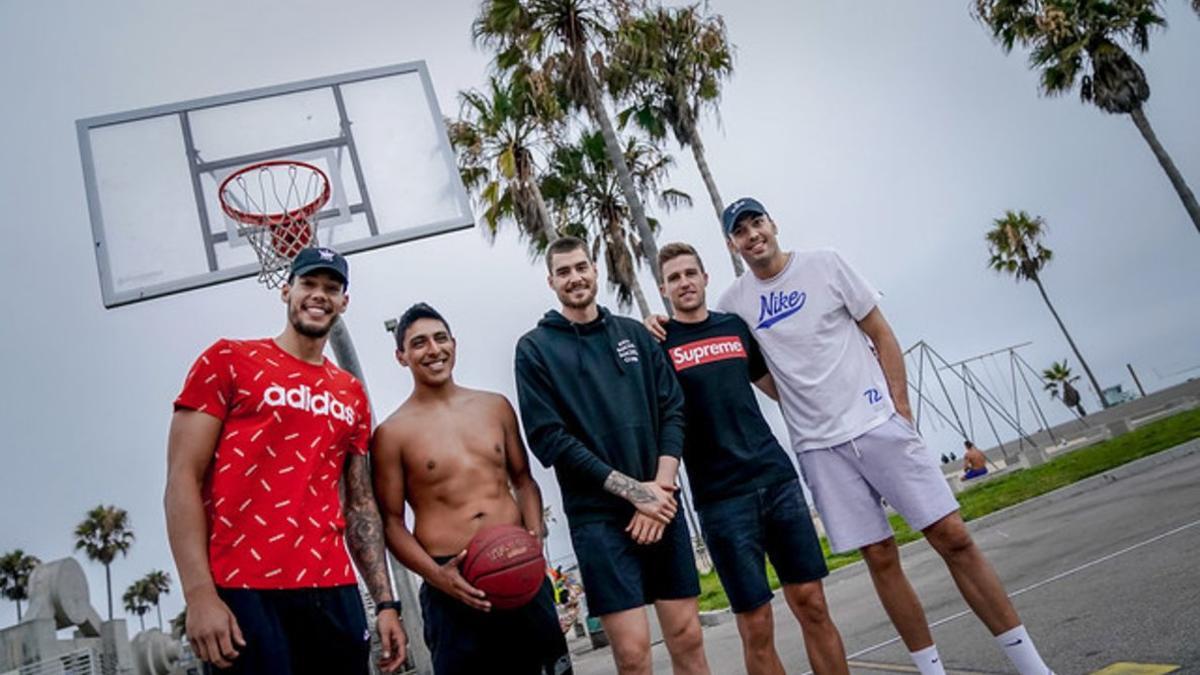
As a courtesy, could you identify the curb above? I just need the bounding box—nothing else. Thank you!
[698,608,732,627]
[824,436,1200,581]
[960,437,1200,529]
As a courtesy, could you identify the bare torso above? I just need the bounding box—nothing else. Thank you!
[964,447,987,471]
[378,388,522,556]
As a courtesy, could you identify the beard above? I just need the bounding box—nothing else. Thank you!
[290,306,339,339]
[558,280,598,310]
[673,292,705,313]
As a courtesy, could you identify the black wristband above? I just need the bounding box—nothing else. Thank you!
[375,600,402,616]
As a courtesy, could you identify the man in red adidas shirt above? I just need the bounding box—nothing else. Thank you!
[165,248,406,674]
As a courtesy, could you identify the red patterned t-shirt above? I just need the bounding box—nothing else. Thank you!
[174,338,372,589]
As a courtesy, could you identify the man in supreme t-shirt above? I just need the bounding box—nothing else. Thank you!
[165,248,406,675]
[657,242,849,675]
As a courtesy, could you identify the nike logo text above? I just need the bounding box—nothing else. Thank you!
[757,290,806,329]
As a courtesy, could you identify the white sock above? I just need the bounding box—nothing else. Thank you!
[995,625,1053,675]
[909,645,946,675]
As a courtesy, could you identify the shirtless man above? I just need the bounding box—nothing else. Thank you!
[962,441,988,480]
[372,303,572,675]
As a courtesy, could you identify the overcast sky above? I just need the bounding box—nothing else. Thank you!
[1,0,1197,629]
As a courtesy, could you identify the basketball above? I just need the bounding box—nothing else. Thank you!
[461,524,546,610]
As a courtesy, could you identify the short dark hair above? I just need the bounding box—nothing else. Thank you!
[394,303,452,351]
[544,236,591,272]
[964,440,975,448]
[657,242,706,276]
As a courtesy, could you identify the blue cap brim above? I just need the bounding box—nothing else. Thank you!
[291,264,348,287]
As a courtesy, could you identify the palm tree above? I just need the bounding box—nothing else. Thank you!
[474,0,672,292]
[1043,359,1088,416]
[975,0,1200,234]
[122,579,151,632]
[986,210,1107,408]
[608,3,743,275]
[448,67,564,254]
[74,504,135,620]
[0,549,40,621]
[139,570,172,630]
[541,130,691,317]
[170,607,188,640]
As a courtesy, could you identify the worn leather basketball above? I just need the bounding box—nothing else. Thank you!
[461,524,545,610]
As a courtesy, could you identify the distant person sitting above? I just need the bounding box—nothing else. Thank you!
[963,441,988,480]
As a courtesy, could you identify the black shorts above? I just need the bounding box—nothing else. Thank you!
[568,512,700,617]
[698,479,828,613]
[420,564,571,675]
[211,584,369,675]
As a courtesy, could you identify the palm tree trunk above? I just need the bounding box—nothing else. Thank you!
[1032,275,1107,408]
[631,279,652,319]
[156,602,163,631]
[606,216,654,319]
[687,125,744,276]
[529,178,558,245]
[518,151,558,247]
[579,57,670,313]
[15,598,21,622]
[105,563,113,620]
[1129,106,1200,235]
[139,613,145,632]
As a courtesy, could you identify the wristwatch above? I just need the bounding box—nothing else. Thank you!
[375,600,403,616]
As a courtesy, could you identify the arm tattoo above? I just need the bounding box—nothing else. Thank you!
[603,471,655,504]
[344,454,394,603]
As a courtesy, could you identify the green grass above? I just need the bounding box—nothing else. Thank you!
[696,406,1200,611]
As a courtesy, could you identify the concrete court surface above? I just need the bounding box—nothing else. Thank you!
[569,442,1200,674]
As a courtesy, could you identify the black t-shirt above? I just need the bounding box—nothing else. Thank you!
[661,312,797,506]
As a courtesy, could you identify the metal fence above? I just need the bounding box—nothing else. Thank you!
[8,648,99,675]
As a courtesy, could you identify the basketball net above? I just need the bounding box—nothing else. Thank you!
[219,160,331,288]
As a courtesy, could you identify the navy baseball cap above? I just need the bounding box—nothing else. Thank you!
[290,247,349,288]
[721,197,768,235]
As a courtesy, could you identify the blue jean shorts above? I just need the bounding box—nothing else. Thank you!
[568,513,700,617]
[697,479,828,613]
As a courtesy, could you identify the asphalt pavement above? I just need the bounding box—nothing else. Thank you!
[569,441,1200,674]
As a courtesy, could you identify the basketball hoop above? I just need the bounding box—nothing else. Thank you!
[219,160,331,288]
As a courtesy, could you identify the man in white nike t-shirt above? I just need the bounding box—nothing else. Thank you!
[649,198,1054,675]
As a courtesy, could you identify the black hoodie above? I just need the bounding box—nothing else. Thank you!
[514,307,686,525]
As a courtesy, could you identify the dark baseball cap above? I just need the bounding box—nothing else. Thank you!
[721,197,769,236]
[290,247,349,288]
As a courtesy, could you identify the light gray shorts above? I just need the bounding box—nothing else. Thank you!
[797,414,960,554]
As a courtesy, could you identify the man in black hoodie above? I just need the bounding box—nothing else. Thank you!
[515,237,711,675]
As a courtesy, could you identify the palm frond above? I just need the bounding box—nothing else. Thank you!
[974,0,1161,112]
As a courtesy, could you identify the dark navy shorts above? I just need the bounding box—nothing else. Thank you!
[697,479,828,613]
[212,584,369,675]
[568,513,700,617]
[420,567,571,675]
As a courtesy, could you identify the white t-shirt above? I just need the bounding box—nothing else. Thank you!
[717,249,893,451]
